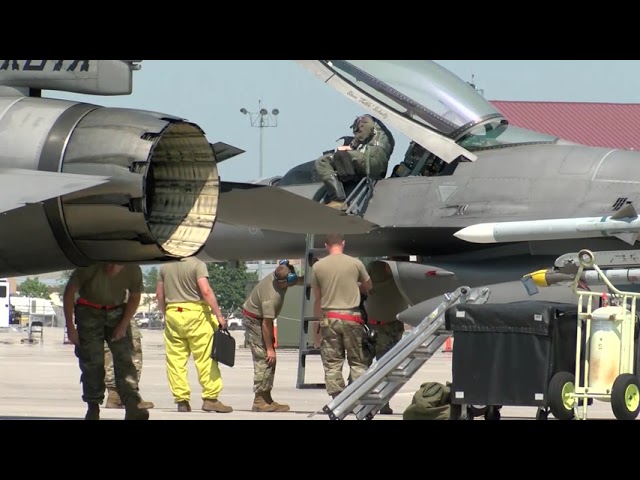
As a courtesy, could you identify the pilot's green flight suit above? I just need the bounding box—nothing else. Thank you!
[314,115,394,208]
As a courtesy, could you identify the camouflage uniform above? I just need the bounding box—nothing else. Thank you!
[311,252,371,397]
[68,263,149,420]
[104,320,154,409]
[314,115,394,207]
[242,266,296,412]
[363,260,409,414]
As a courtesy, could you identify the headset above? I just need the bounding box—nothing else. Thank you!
[274,259,298,285]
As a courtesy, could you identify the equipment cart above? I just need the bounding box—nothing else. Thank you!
[445,299,587,420]
[546,249,640,421]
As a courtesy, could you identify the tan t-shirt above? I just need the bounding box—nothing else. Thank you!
[310,253,369,311]
[158,257,209,304]
[69,264,143,306]
[243,273,286,319]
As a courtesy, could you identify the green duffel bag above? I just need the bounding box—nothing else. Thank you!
[403,381,452,420]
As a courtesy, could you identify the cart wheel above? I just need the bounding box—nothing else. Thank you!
[484,406,501,420]
[548,371,576,420]
[536,408,549,421]
[469,405,489,416]
[611,373,640,420]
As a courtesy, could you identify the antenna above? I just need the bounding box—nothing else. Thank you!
[467,73,485,98]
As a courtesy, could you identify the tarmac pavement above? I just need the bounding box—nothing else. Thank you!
[0,325,621,420]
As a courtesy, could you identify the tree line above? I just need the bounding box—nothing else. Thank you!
[16,262,259,314]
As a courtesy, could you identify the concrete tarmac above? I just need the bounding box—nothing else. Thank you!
[0,326,620,420]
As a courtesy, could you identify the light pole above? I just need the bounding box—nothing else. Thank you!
[240,100,279,179]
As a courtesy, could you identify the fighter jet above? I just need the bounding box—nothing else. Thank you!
[0,60,373,278]
[198,60,640,319]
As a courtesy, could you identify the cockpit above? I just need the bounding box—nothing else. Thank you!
[278,60,560,186]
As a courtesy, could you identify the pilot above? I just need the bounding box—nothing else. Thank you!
[314,114,394,209]
[362,259,409,414]
[242,260,305,412]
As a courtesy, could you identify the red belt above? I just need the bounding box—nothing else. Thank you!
[77,297,121,310]
[368,319,385,325]
[326,311,363,324]
[243,308,262,320]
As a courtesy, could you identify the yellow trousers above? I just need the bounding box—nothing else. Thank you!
[163,301,222,403]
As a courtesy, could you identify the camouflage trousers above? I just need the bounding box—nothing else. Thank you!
[319,314,369,396]
[367,320,405,367]
[243,314,276,394]
[104,321,142,389]
[314,148,388,184]
[73,304,141,407]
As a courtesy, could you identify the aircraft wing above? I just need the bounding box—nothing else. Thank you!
[0,168,109,214]
[218,181,378,234]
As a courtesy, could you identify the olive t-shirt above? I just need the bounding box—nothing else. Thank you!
[243,273,286,319]
[69,264,143,306]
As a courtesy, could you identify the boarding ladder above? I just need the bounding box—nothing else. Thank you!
[321,285,491,420]
[296,232,327,389]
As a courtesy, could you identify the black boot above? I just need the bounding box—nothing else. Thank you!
[85,403,100,420]
[323,175,346,209]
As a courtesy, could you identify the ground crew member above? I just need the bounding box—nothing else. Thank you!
[242,260,305,412]
[104,319,154,410]
[314,114,394,209]
[311,233,372,398]
[156,256,233,413]
[363,260,409,414]
[63,263,150,421]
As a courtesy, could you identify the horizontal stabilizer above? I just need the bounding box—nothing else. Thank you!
[0,168,109,214]
[0,60,140,95]
[211,142,246,163]
[218,181,378,234]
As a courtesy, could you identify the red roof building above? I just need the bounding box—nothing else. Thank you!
[490,101,640,151]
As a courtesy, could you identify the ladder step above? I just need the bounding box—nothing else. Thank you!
[301,348,321,355]
[361,394,385,404]
[386,372,413,383]
[297,383,326,389]
[411,347,433,359]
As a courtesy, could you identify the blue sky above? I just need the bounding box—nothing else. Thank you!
[21,60,640,284]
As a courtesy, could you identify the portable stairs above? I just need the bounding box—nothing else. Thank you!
[320,285,491,420]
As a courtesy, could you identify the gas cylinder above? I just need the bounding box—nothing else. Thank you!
[588,305,626,393]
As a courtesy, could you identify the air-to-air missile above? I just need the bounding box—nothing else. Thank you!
[454,204,640,246]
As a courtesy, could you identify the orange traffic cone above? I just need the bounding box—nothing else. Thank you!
[274,318,278,349]
[441,336,454,353]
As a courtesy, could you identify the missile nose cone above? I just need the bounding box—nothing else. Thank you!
[453,223,498,243]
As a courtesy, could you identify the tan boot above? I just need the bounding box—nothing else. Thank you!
[202,398,233,413]
[138,398,155,409]
[252,392,277,412]
[105,388,123,409]
[326,200,343,209]
[177,401,191,412]
[265,391,290,412]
